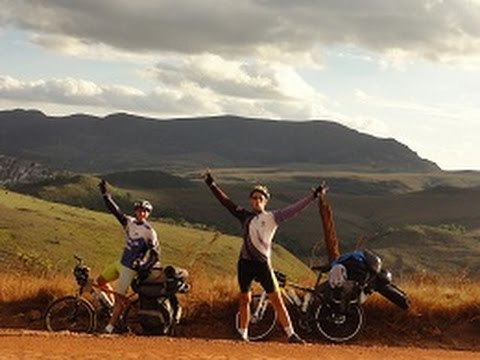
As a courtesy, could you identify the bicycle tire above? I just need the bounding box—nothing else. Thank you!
[95,303,113,333]
[120,298,142,335]
[44,296,96,333]
[235,294,277,341]
[314,302,363,342]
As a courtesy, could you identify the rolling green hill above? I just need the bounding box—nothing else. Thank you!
[0,190,313,281]
[8,169,480,278]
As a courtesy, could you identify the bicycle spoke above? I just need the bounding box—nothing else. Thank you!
[44,296,95,333]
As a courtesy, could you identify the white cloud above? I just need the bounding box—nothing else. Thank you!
[3,0,480,66]
[30,33,158,64]
[350,87,480,169]
[0,72,329,120]
[0,75,147,112]
[0,76,102,105]
[379,49,415,71]
[1,1,480,170]
[150,54,324,103]
[353,88,463,120]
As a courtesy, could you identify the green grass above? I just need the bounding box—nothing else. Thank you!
[0,190,313,281]
[7,167,480,279]
[10,173,131,211]
[180,166,480,194]
[363,224,480,277]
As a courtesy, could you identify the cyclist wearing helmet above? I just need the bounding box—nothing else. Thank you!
[203,169,324,344]
[96,179,159,334]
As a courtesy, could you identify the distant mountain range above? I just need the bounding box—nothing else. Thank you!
[0,109,439,173]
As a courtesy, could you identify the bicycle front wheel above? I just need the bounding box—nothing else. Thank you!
[235,294,277,341]
[120,298,142,335]
[44,296,96,333]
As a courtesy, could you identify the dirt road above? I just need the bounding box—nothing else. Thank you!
[0,330,478,360]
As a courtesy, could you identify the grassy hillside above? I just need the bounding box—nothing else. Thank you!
[0,189,479,350]
[11,173,132,212]
[7,168,480,278]
[190,166,480,194]
[0,190,313,281]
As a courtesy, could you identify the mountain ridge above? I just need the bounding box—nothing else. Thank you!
[0,109,439,173]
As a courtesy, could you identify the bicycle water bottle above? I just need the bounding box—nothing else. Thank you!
[99,291,114,309]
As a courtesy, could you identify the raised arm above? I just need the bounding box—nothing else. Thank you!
[203,170,246,221]
[273,183,327,224]
[98,180,128,227]
[273,193,316,224]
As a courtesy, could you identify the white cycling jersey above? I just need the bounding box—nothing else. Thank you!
[120,215,158,269]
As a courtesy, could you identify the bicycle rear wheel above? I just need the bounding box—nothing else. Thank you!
[235,294,277,341]
[314,302,363,342]
[44,296,96,333]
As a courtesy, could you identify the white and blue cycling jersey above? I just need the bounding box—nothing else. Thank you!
[120,215,158,269]
[103,194,159,271]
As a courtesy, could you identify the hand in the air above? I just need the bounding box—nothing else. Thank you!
[201,168,215,186]
[313,181,329,198]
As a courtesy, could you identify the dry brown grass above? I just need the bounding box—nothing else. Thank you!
[0,273,73,304]
[0,272,478,349]
[401,272,480,316]
[363,273,479,349]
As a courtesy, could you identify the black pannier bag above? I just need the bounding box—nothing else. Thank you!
[134,265,189,297]
[131,264,189,335]
[137,296,172,335]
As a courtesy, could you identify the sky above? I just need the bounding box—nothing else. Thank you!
[1,0,480,170]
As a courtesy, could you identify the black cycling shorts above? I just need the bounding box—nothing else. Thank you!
[237,258,279,293]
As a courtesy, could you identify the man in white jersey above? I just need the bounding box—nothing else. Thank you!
[96,180,159,334]
[203,169,323,343]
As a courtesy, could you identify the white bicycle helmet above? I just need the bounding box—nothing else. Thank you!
[134,200,153,213]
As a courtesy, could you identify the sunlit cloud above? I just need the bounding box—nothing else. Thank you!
[2,0,480,169]
[30,33,159,64]
[3,0,480,66]
[0,73,329,120]
[149,54,325,104]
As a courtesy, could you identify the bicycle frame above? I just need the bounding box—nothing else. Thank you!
[73,255,137,305]
[45,256,139,333]
[250,291,269,324]
[282,282,315,308]
[280,264,328,312]
[236,267,328,341]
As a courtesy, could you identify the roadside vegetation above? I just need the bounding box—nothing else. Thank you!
[7,169,480,278]
[0,186,478,350]
[0,190,311,279]
[0,270,478,350]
